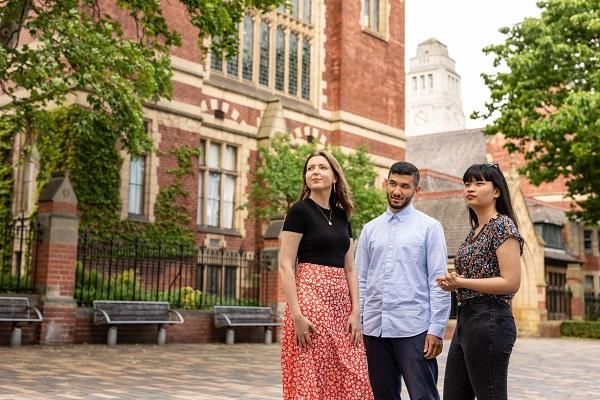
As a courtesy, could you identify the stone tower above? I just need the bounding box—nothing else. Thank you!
[405,38,466,136]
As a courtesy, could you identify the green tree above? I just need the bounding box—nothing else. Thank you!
[250,135,386,236]
[0,0,285,219]
[330,147,387,236]
[477,0,600,224]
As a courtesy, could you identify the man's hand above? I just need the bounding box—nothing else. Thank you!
[423,334,443,359]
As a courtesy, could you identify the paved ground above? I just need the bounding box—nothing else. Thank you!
[0,338,598,399]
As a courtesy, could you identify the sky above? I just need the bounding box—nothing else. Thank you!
[405,0,542,128]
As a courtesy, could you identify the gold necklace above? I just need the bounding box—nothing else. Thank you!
[312,201,333,225]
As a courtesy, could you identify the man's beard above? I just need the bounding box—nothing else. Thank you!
[387,192,413,211]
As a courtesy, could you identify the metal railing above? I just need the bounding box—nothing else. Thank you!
[76,234,269,309]
[546,285,572,320]
[0,215,41,293]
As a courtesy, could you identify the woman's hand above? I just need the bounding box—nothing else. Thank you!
[346,310,362,346]
[294,314,319,349]
[436,272,463,292]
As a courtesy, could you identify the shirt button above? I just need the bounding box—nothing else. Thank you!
[457,302,462,306]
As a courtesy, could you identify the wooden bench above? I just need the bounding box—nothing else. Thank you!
[93,300,184,346]
[213,306,282,345]
[0,296,43,347]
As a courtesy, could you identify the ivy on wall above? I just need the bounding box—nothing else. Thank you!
[0,105,199,247]
[0,117,17,222]
[118,145,200,248]
[34,106,124,231]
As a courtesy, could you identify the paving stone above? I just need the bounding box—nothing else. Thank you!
[0,338,597,399]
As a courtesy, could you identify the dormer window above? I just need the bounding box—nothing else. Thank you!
[534,223,564,249]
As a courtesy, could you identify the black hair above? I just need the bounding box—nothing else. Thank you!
[463,163,518,229]
[388,161,420,185]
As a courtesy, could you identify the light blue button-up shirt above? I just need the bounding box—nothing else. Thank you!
[356,204,450,338]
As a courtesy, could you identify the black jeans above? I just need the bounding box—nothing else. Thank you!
[443,297,517,400]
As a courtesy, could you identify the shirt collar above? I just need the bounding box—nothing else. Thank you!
[385,203,415,223]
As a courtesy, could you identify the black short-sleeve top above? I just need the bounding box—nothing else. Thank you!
[455,214,524,303]
[282,198,352,268]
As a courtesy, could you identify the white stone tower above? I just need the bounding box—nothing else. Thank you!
[405,38,466,136]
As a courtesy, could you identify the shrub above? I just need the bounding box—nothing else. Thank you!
[0,273,33,292]
[157,286,202,309]
[75,264,259,309]
[560,320,600,339]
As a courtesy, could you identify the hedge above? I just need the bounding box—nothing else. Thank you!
[560,320,600,339]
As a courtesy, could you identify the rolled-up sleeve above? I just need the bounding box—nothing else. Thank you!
[426,222,451,338]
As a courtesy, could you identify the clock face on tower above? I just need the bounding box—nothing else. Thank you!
[449,107,464,127]
[413,109,429,126]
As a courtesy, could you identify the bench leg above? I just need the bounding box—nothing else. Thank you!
[157,325,167,345]
[265,328,273,345]
[226,328,235,345]
[10,326,22,347]
[107,326,118,346]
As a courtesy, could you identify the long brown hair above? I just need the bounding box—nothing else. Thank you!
[299,150,354,218]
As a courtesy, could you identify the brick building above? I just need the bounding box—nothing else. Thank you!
[2,1,410,344]
[11,1,407,248]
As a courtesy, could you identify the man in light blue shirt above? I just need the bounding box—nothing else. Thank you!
[356,161,450,400]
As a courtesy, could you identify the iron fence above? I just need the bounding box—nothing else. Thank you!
[546,285,572,320]
[0,215,41,293]
[76,234,269,309]
[584,292,600,321]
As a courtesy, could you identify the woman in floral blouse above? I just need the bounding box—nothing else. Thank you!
[437,162,523,400]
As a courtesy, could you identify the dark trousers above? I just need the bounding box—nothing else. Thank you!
[364,331,439,400]
[443,297,517,400]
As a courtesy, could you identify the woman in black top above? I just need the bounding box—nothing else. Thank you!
[437,163,523,400]
[279,150,373,400]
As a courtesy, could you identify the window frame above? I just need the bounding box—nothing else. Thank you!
[584,229,593,254]
[535,222,564,249]
[197,139,239,231]
[362,0,388,36]
[209,9,314,103]
[127,155,147,218]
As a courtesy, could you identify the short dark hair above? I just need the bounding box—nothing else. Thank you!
[388,161,420,185]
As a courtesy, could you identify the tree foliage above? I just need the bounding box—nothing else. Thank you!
[0,0,284,232]
[34,106,122,230]
[250,135,387,236]
[0,0,284,154]
[477,0,600,224]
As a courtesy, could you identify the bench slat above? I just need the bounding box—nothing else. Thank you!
[0,297,43,323]
[93,301,183,325]
[213,306,281,329]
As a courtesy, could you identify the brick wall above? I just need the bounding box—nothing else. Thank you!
[156,124,200,234]
[101,0,203,63]
[73,308,275,345]
[323,0,405,129]
[0,323,40,346]
[328,129,405,160]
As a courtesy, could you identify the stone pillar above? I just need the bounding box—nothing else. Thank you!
[261,218,286,312]
[260,246,284,310]
[566,263,584,320]
[35,172,79,344]
[260,218,286,343]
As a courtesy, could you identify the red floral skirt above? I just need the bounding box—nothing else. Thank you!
[281,263,374,400]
